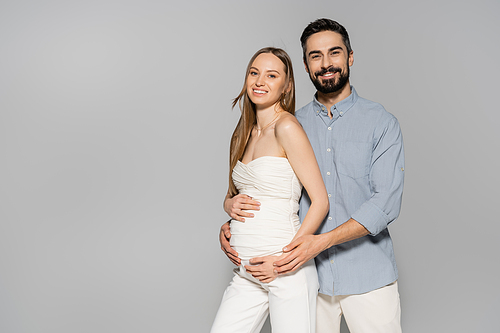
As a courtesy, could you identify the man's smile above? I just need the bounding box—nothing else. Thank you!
[319,72,336,79]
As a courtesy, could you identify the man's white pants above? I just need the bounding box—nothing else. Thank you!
[316,281,402,333]
[211,260,319,333]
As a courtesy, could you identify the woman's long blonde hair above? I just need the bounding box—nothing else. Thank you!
[228,47,296,197]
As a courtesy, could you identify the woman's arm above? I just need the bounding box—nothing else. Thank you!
[245,115,328,282]
[275,115,329,240]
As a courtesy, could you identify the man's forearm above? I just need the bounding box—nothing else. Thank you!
[274,218,370,274]
[322,218,370,249]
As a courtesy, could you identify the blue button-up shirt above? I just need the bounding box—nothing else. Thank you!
[296,87,405,296]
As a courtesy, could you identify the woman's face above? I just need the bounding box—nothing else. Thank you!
[246,53,288,110]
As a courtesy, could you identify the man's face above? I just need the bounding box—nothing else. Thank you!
[303,31,353,94]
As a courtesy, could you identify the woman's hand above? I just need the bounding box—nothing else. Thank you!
[224,194,260,222]
[244,255,281,283]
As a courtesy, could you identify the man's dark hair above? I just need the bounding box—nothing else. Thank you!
[300,18,352,61]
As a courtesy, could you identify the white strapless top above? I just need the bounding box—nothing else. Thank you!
[229,156,302,260]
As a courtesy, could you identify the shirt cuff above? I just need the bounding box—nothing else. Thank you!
[351,201,390,236]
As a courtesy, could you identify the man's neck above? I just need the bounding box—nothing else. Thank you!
[316,82,352,116]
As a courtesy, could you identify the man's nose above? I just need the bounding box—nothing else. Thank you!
[321,56,333,70]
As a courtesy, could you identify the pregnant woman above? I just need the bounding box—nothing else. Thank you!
[211,47,328,333]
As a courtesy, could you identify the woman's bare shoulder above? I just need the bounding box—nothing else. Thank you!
[275,112,303,136]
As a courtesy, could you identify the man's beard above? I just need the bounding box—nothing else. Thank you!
[310,65,350,94]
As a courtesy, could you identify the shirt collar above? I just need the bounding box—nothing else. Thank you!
[312,86,358,118]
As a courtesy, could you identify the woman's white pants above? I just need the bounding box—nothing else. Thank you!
[211,260,319,333]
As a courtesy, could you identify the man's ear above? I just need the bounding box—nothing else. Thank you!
[348,50,354,67]
[303,58,310,74]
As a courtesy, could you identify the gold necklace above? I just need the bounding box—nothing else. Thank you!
[254,111,282,132]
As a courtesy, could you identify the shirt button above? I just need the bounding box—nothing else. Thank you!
[327,148,331,152]
[328,194,331,197]
[401,167,405,171]
[322,107,325,111]
[328,127,332,130]
[340,111,343,115]
[330,259,334,264]
[326,171,331,175]
[328,216,332,220]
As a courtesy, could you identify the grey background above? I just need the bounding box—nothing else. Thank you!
[1,0,499,332]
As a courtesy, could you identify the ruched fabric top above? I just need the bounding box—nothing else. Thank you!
[229,156,303,260]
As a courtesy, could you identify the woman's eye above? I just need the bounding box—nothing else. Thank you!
[269,75,276,78]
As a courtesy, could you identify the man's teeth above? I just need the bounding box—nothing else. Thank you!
[323,73,334,77]
[254,89,267,94]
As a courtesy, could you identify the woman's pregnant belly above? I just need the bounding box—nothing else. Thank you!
[229,198,300,260]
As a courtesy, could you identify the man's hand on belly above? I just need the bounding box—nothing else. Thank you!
[273,234,329,275]
[219,221,240,266]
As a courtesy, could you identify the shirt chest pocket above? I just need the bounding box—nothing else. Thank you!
[334,141,372,179]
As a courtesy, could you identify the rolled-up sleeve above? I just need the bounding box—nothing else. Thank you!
[351,117,405,235]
